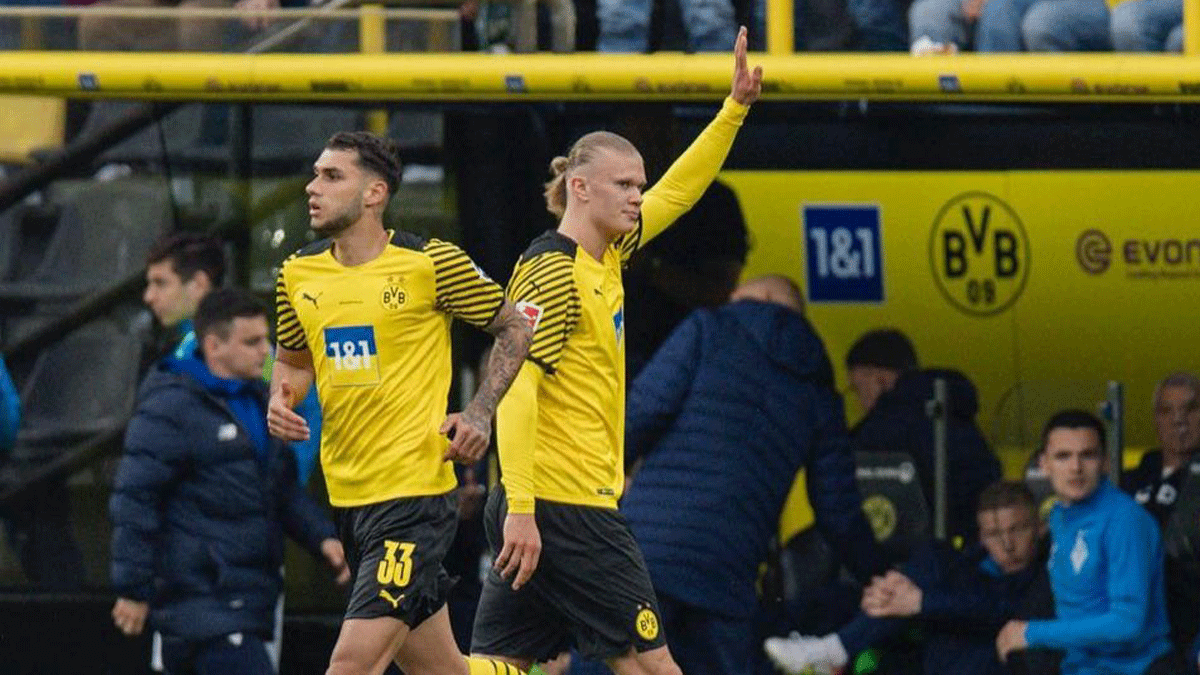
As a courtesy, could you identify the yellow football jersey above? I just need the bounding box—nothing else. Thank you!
[275,230,503,507]
[497,96,750,512]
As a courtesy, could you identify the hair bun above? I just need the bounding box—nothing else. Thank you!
[549,156,570,176]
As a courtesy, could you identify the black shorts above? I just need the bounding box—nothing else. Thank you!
[470,486,666,663]
[334,493,457,628]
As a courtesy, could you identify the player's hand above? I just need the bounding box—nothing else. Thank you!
[112,597,149,636]
[441,409,490,464]
[496,512,541,590]
[730,26,763,106]
[995,620,1028,663]
[961,0,987,21]
[268,381,309,441]
[862,570,922,617]
[320,538,351,586]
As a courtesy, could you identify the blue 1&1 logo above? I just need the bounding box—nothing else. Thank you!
[803,205,884,302]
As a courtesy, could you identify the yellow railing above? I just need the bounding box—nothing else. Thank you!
[0,0,1197,102]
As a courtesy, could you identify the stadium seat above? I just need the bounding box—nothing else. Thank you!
[854,450,931,561]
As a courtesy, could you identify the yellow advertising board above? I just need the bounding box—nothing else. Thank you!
[722,170,1200,493]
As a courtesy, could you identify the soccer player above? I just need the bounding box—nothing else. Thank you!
[267,131,533,675]
[469,27,763,675]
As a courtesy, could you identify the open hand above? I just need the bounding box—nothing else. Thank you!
[495,512,541,590]
[731,26,763,105]
[267,380,309,441]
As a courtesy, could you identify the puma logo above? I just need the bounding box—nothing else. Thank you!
[379,589,405,610]
[301,291,323,309]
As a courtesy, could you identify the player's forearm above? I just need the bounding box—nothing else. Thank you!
[466,301,533,421]
[639,96,749,244]
[496,361,541,513]
[270,356,314,405]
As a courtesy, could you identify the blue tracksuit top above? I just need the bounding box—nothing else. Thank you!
[1025,479,1172,675]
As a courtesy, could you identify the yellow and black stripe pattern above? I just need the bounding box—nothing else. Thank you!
[613,218,644,266]
[426,239,504,329]
[506,233,581,374]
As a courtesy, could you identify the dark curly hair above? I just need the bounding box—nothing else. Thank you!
[326,131,403,198]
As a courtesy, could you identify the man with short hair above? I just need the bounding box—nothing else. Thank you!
[110,289,349,675]
[1122,373,1200,661]
[268,131,532,675]
[845,328,1000,543]
[766,480,1049,675]
[996,410,1177,675]
[469,28,761,675]
[143,232,226,359]
[618,274,884,675]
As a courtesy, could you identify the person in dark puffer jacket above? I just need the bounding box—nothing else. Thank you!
[845,328,1001,545]
[620,275,887,675]
[110,289,348,675]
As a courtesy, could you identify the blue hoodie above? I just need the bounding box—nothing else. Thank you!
[1025,479,1172,675]
[166,351,269,466]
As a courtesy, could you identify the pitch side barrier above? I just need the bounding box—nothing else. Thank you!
[7,51,1200,102]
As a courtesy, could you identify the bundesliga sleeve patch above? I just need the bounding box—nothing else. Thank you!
[515,301,544,332]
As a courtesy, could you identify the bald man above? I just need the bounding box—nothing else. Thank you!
[618,276,885,675]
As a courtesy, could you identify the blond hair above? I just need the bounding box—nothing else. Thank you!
[543,131,638,219]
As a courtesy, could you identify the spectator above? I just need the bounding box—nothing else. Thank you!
[907,0,1032,52]
[765,481,1052,675]
[77,0,286,52]
[1111,0,1181,51]
[1121,372,1200,662]
[109,289,349,675]
[619,275,886,675]
[1019,0,1111,50]
[845,328,1001,544]
[996,410,1178,675]
[849,0,911,49]
[597,0,736,51]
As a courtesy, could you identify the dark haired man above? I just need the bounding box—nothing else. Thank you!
[996,410,1177,675]
[143,232,226,359]
[845,328,1000,543]
[110,289,348,675]
[269,131,532,675]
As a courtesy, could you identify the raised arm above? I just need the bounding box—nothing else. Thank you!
[627,26,762,253]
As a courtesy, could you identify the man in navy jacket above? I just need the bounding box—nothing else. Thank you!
[620,275,885,675]
[845,328,1001,544]
[765,480,1052,675]
[110,289,348,675]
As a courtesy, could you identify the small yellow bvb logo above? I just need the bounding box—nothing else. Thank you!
[635,607,659,641]
[381,275,406,310]
[862,495,897,542]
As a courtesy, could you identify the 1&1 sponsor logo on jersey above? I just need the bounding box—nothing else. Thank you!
[803,205,884,302]
[323,325,381,386]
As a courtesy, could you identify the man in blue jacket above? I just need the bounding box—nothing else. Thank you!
[765,480,1052,675]
[110,289,349,675]
[996,410,1179,675]
[619,275,886,675]
[845,328,1001,544]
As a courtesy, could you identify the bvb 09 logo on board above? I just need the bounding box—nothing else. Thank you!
[929,192,1030,316]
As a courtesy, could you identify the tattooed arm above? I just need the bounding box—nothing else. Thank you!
[441,300,533,464]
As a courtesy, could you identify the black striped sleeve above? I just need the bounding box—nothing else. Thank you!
[613,215,645,266]
[506,252,579,374]
[426,239,505,328]
[274,255,307,351]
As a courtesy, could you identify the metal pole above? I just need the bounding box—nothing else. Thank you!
[1187,0,1199,55]
[360,3,389,134]
[1104,381,1125,482]
[927,377,949,540]
[765,0,794,54]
